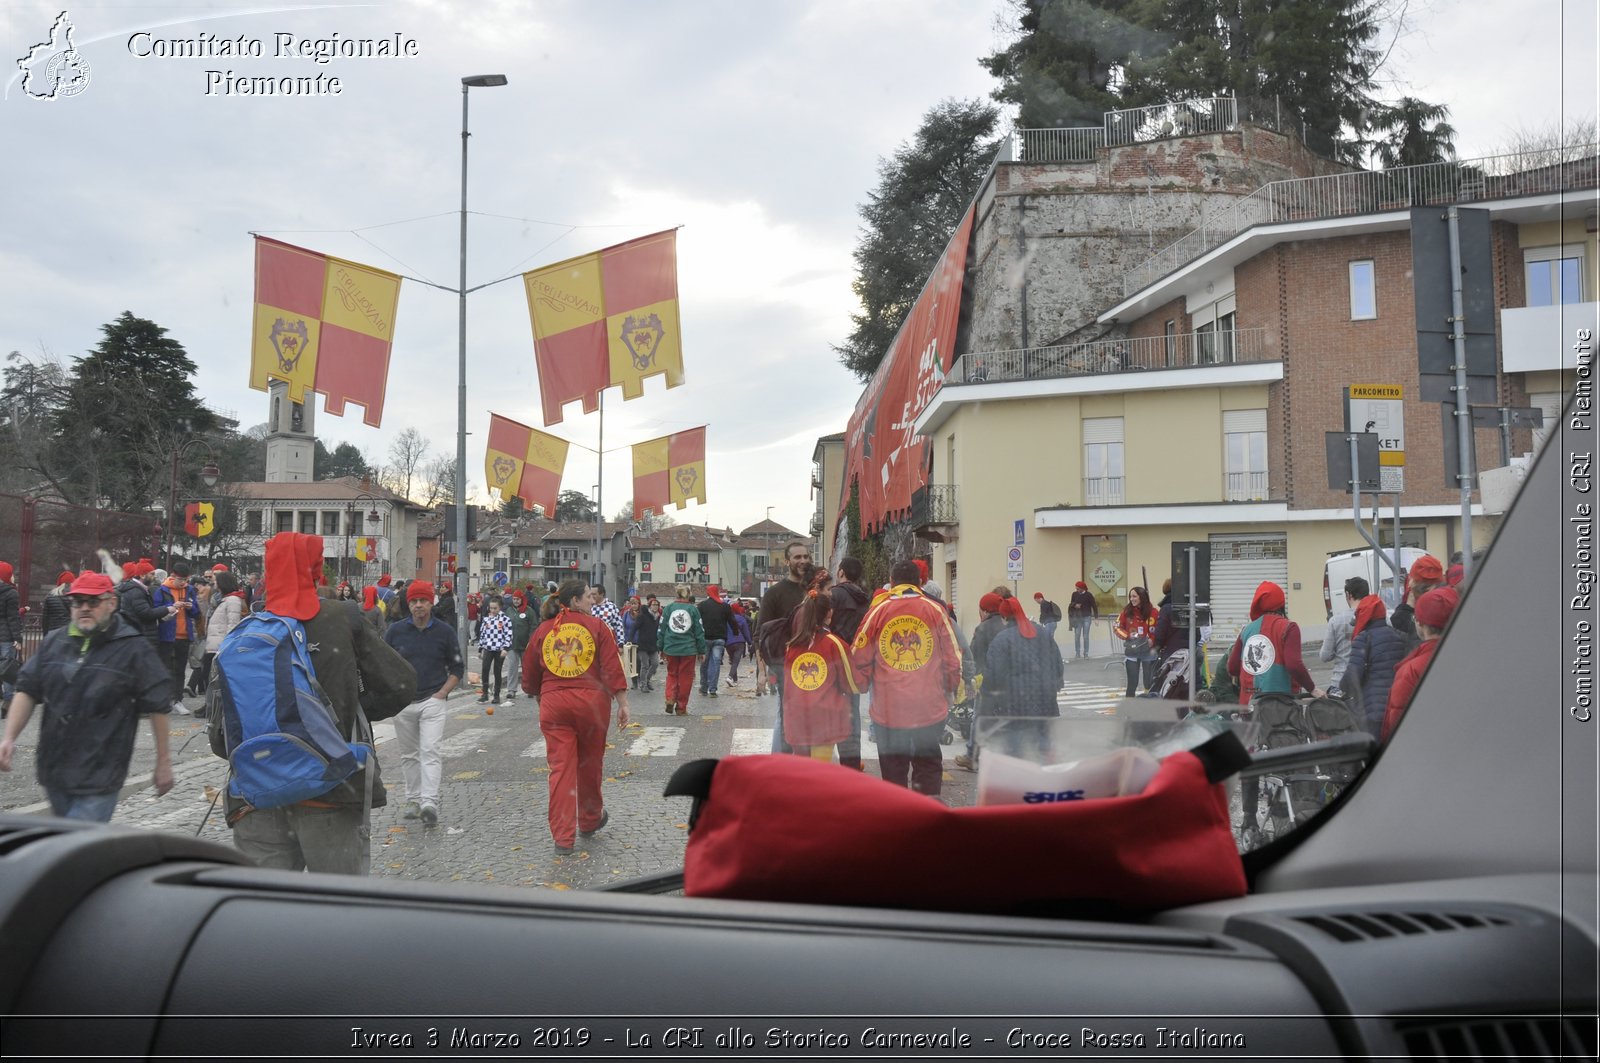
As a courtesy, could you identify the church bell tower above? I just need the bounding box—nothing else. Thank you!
[264,379,316,482]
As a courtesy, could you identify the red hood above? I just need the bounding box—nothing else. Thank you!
[264,532,324,620]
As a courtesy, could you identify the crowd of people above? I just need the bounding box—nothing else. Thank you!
[0,536,1467,874]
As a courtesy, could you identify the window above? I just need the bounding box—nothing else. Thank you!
[275,511,293,534]
[321,511,339,536]
[1223,409,1268,501]
[245,510,263,535]
[1163,319,1177,366]
[1083,418,1124,506]
[1524,246,1585,307]
[1349,260,1377,319]
[1189,293,1236,363]
[675,552,687,565]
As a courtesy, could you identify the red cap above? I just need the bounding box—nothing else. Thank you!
[1414,586,1460,628]
[1075,580,1088,590]
[441,581,453,593]
[407,581,435,602]
[68,571,115,597]
[1249,581,1286,620]
[362,586,378,610]
[0,561,12,582]
[56,571,75,586]
[1032,591,1044,600]
[211,563,229,572]
[979,592,1003,614]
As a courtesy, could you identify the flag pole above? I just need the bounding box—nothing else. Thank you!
[594,388,604,594]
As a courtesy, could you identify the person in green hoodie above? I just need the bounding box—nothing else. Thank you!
[657,584,706,716]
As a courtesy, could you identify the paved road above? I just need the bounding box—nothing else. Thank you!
[0,647,1339,891]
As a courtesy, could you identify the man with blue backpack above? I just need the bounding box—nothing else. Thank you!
[211,532,416,874]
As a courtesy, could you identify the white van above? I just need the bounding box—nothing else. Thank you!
[1323,546,1429,621]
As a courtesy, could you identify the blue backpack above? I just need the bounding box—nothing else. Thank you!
[208,610,372,808]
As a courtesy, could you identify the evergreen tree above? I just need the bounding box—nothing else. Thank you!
[835,99,1001,382]
[1366,97,1457,169]
[52,313,217,512]
[320,441,371,481]
[981,0,1146,129]
[555,489,597,523]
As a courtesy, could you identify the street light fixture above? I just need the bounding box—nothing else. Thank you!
[456,72,508,665]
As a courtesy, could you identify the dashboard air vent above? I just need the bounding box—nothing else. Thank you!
[1294,910,1513,943]
[1398,1015,1597,1061]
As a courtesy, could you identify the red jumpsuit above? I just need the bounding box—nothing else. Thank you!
[782,631,860,757]
[522,609,626,847]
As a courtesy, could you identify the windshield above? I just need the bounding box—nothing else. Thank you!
[0,0,1589,901]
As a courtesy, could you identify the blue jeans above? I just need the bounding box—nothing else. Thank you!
[770,673,792,754]
[700,640,726,692]
[1072,618,1092,657]
[45,788,121,823]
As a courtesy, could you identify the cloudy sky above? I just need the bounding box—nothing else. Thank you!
[2,0,1594,536]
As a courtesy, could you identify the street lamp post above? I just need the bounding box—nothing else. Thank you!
[166,438,221,569]
[457,72,508,666]
[343,492,383,586]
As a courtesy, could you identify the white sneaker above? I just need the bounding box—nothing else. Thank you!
[170,701,191,716]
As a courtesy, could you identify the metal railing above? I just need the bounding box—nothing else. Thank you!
[1084,477,1125,507]
[1014,94,1339,163]
[1105,96,1238,145]
[948,327,1273,386]
[1016,125,1106,163]
[1125,147,1600,295]
[910,484,959,529]
[1225,471,1269,501]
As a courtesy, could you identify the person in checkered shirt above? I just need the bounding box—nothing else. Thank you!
[476,596,514,704]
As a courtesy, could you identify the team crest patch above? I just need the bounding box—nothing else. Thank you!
[790,652,827,691]
[619,312,665,371]
[491,456,517,486]
[668,609,693,634]
[878,615,934,672]
[543,623,596,678]
[1242,632,1277,676]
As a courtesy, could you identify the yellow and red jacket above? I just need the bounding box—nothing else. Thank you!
[523,608,626,714]
[782,631,860,748]
[850,585,962,729]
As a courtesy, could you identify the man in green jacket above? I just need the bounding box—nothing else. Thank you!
[658,584,706,716]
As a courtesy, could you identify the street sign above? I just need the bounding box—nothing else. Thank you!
[493,571,508,587]
[1412,206,1497,404]
[1346,384,1406,493]
[1007,546,1024,579]
[1014,519,1025,546]
[1325,431,1382,493]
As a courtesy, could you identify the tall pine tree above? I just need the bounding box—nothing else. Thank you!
[835,99,1000,382]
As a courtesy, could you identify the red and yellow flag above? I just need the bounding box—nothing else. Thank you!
[523,229,684,426]
[632,427,706,515]
[485,413,569,516]
[250,236,401,428]
[354,537,377,562]
[183,502,214,538]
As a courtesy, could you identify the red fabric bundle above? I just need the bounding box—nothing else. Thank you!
[673,737,1248,913]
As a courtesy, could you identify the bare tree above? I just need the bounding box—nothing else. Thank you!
[419,454,455,508]
[385,427,430,503]
[1492,116,1598,168]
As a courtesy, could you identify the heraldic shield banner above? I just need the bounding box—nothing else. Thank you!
[523,229,684,427]
[632,426,706,515]
[250,236,402,428]
[485,412,569,516]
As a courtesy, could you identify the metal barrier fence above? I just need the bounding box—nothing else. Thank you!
[1015,94,1342,164]
[0,492,160,615]
[949,327,1272,385]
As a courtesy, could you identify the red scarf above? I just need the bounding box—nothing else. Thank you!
[1351,595,1386,640]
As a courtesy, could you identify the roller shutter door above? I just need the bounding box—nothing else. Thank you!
[1209,533,1288,647]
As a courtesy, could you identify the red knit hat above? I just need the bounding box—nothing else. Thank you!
[378,573,392,587]
[362,586,378,610]
[1000,595,1036,638]
[0,561,13,582]
[212,563,229,572]
[1249,581,1286,620]
[1414,586,1460,629]
[407,580,436,602]
[1075,580,1088,590]
[979,592,1003,614]
[263,532,324,621]
[1032,591,1044,601]
[55,570,75,586]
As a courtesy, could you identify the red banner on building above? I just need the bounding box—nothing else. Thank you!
[841,206,975,531]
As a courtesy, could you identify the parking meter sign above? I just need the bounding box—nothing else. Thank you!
[1007,546,1024,579]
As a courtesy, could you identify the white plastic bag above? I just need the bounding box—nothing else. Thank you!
[977,746,1162,807]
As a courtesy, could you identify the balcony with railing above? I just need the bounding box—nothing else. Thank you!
[909,484,960,541]
[1225,470,1269,502]
[948,327,1273,387]
[1084,477,1125,507]
[1124,147,1600,295]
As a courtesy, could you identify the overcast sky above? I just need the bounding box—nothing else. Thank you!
[2,0,1595,536]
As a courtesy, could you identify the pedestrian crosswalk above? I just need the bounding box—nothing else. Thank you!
[1056,678,1128,715]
